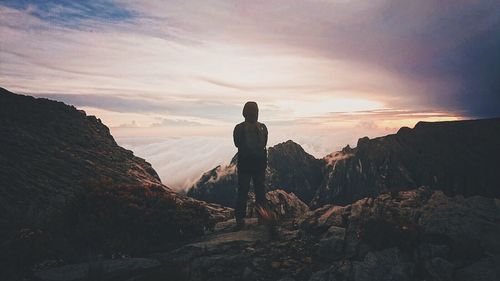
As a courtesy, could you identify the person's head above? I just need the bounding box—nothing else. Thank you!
[243,101,259,123]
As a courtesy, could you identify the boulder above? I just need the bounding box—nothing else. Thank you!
[317,226,346,260]
[352,248,414,281]
[265,189,309,220]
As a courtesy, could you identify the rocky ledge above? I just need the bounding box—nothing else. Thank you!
[36,188,500,281]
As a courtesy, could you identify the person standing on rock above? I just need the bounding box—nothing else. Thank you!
[233,101,268,231]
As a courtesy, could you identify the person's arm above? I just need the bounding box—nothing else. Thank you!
[233,124,243,148]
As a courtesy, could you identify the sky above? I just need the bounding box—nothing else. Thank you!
[1,0,499,190]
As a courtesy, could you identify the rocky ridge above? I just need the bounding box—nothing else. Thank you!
[35,188,500,281]
[311,118,500,206]
[187,140,324,206]
[188,118,500,208]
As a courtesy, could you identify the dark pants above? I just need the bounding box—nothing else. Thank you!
[235,169,266,220]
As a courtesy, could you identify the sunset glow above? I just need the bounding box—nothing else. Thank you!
[1,0,498,190]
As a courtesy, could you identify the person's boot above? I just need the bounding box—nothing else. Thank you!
[234,218,245,231]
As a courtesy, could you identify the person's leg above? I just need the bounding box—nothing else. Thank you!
[253,169,266,209]
[235,170,251,228]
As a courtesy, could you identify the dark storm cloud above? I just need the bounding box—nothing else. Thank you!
[208,0,500,116]
[436,26,500,117]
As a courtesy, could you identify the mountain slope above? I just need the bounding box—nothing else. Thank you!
[0,87,162,231]
[311,118,500,206]
[0,88,231,279]
[187,140,324,206]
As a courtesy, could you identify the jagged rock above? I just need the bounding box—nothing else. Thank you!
[99,188,499,281]
[312,118,500,207]
[418,192,500,258]
[300,204,350,236]
[187,140,324,206]
[266,141,325,204]
[187,162,239,207]
[300,188,500,281]
[264,189,309,220]
[191,118,500,210]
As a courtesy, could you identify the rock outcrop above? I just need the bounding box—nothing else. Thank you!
[187,140,324,206]
[189,117,500,208]
[311,118,500,206]
[34,188,500,281]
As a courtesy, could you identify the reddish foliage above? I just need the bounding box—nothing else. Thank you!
[56,179,211,256]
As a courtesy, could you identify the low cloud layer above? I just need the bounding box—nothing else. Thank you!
[116,120,401,192]
[117,136,236,190]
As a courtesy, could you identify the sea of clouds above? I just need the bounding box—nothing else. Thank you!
[116,125,394,192]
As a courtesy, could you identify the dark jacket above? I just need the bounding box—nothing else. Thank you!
[233,121,268,172]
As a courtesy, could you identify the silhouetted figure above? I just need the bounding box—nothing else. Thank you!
[233,101,268,230]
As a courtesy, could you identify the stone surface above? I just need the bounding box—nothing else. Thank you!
[317,226,346,260]
[22,188,500,281]
[35,258,161,281]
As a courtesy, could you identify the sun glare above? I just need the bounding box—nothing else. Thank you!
[275,98,384,117]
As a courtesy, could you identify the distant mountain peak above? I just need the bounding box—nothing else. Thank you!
[188,139,324,206]
[190,117,500,209]
[269,139,306,153]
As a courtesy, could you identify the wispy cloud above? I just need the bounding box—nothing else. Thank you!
[1,0,135,27]
[152,117,205,127]
[1,0,499,188]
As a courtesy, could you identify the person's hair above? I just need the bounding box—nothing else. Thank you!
[243,101,258,123]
